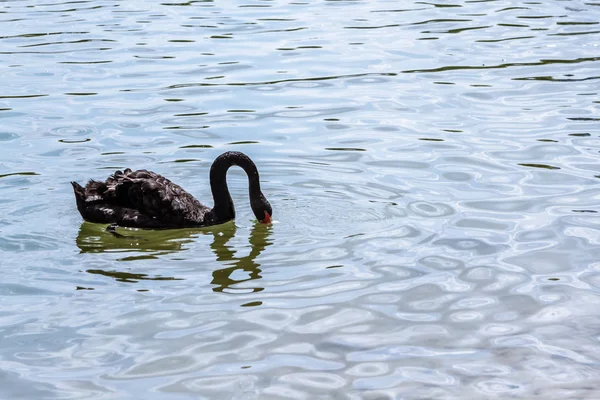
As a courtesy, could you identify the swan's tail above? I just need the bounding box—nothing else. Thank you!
[71,181,87,214]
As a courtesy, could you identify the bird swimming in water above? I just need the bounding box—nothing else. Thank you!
[71,151,272,229]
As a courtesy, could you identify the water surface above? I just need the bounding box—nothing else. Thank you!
[1,0,600,398]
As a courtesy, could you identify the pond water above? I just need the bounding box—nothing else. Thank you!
[1,0,600,398]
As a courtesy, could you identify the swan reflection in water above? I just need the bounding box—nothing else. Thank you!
[76,221,273,292]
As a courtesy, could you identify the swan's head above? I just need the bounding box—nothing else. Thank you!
[251,193,272,224]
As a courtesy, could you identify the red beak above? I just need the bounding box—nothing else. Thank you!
[261,212,271,224]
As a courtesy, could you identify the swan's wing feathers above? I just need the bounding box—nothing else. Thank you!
[81,179,109,202]
[115,170,206,222]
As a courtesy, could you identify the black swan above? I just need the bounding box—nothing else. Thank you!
[71,151,272,229]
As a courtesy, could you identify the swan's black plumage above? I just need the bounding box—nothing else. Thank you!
[71,151,272,229]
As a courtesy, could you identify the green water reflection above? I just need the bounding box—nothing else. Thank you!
[76,222,273,291]
[211,222,273,294]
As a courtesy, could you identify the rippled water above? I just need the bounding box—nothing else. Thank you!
[2,0,600,398]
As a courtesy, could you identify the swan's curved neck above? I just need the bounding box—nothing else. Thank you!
[208,151,262,224]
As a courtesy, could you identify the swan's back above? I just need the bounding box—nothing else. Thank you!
[71,169,209,228]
